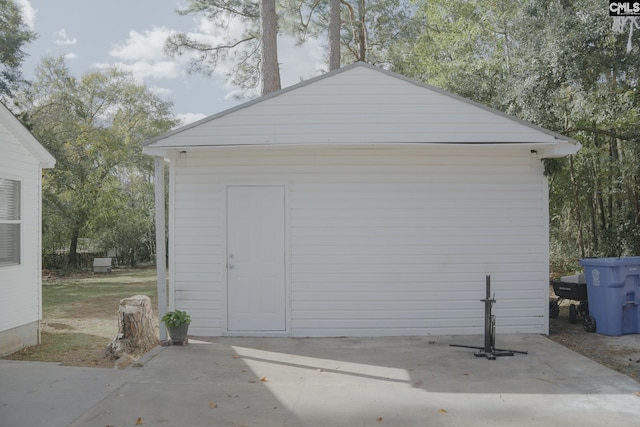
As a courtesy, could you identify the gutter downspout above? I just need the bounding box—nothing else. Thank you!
[154,156,167,341]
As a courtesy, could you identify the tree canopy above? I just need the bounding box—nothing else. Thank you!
[18,57,179,268]
[0,0,37,101]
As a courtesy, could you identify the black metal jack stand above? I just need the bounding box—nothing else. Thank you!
[450,275,528,360]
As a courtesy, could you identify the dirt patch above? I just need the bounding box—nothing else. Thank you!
[45,323,74,331]
[2,268,158,369]
[19,317,159,369]
[4,331,115,368]
[548,292,640,383]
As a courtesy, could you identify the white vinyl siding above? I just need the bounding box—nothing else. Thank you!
[0,121,44,347]
[170,146,548,337]
[0,178,21,266]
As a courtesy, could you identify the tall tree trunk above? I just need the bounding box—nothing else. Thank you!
[569,156,585,258]
[69,224,80,269]
[329,0,341,70]
[260,0,281,95]
[130,248,136,268]
[357,0,366,62]
[591,157,602,252]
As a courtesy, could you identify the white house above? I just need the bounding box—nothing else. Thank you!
[143,62,580,338]
[0,103,55,355]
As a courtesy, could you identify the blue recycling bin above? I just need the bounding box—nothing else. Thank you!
[579,257,640,336]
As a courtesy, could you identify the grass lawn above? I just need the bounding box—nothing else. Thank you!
[2,268,158,368]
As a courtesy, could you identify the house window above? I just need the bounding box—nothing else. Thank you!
[0,178,21,266]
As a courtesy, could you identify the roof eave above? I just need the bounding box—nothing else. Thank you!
[143,140,576,159]
[540,139,582,159]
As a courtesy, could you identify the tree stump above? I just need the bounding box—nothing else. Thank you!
[105,295,158,363]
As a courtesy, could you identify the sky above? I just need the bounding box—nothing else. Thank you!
[17,0,327,125]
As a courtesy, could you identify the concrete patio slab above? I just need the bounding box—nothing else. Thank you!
[2,335,640,427]
[0,360,126,427]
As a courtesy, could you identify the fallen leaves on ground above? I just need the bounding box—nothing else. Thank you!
[439,409,447,414]
[135,417,144,425]
[260,376,268,382]
[209,401,218,409]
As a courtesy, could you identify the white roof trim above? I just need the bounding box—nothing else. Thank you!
[1,102,56,168]
[144,140,579,160]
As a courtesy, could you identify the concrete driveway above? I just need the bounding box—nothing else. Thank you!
[2,335,640,427]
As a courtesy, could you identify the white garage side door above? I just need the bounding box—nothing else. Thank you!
[227,186,286,332]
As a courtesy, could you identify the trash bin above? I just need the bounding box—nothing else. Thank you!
[579,257,640,336]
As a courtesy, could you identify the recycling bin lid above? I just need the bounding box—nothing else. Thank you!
[579,256,640,267]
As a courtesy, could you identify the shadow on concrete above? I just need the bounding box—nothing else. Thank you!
[4,335,640,427]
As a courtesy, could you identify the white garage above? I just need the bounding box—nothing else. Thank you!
[144,62,580,337]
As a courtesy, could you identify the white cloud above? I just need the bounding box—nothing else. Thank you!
[104,26,194,82]
[194,14,248,42]
[110,27,175,62]
[149,86,172,98]
[93,60,183,81]
[105,24,240,84]
[64,52,78,60]
[54,29,77,46]
[128,60,183,80]
[176,112,207,125]
[278,36,326,87]
[15,0,36,30]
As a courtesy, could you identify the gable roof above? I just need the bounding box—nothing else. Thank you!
[0,102,56,168]
[144,62,579,158]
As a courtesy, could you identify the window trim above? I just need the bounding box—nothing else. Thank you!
[0,177,21,267]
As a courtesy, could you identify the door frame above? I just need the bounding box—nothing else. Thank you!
[223,182,290,336]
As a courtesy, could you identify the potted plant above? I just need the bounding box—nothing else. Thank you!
[162,309,191,344]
